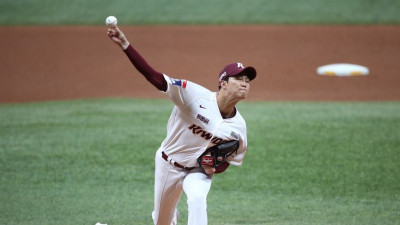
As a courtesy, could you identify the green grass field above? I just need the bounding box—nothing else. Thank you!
[1,99,399,225]
[0,0,399,25]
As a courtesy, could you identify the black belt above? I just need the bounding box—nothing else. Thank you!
[162,151,195,171]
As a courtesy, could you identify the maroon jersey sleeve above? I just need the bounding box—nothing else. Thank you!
[123,45,167,92]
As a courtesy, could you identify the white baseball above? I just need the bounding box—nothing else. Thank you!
[105,16,117,27]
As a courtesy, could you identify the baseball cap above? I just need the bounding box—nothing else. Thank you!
[218,62,257,86]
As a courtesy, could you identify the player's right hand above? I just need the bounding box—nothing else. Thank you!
[107,27,130,50]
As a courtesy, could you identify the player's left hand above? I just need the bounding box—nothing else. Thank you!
[198,140,239,175]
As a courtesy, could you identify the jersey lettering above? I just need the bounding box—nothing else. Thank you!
[188,124,209,137]
[187,123,226,144]
[189,124,202,134]
[200,130,213,140]
[211,137,223,144]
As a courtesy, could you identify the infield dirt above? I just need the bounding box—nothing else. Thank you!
[0,25,399,103]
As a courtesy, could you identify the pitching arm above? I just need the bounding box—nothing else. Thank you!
[107,27,167,92]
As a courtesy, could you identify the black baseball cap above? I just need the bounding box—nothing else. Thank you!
[218,62,257,86]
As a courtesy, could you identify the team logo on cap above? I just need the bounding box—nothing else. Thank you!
[219,63,246,83]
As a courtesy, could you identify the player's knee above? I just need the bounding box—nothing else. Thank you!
[187,195,207,209]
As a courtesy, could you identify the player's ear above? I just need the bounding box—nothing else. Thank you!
[220,77,229,89]
[220,80,228,90]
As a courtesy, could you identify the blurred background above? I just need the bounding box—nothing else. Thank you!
[0,0,399,103]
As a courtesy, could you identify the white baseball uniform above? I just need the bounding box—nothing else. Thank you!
[152,74,248,225]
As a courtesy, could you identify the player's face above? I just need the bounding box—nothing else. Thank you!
[226,75,250,99]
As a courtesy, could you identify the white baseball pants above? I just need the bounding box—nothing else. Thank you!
[152,149,213,225]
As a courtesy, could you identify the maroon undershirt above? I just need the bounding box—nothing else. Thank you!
[123,44,230,173]
[123,44,167,92]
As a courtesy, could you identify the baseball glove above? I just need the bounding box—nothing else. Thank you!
[198,140,239,167]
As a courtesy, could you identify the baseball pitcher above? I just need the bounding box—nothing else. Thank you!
[107,26,256,225]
